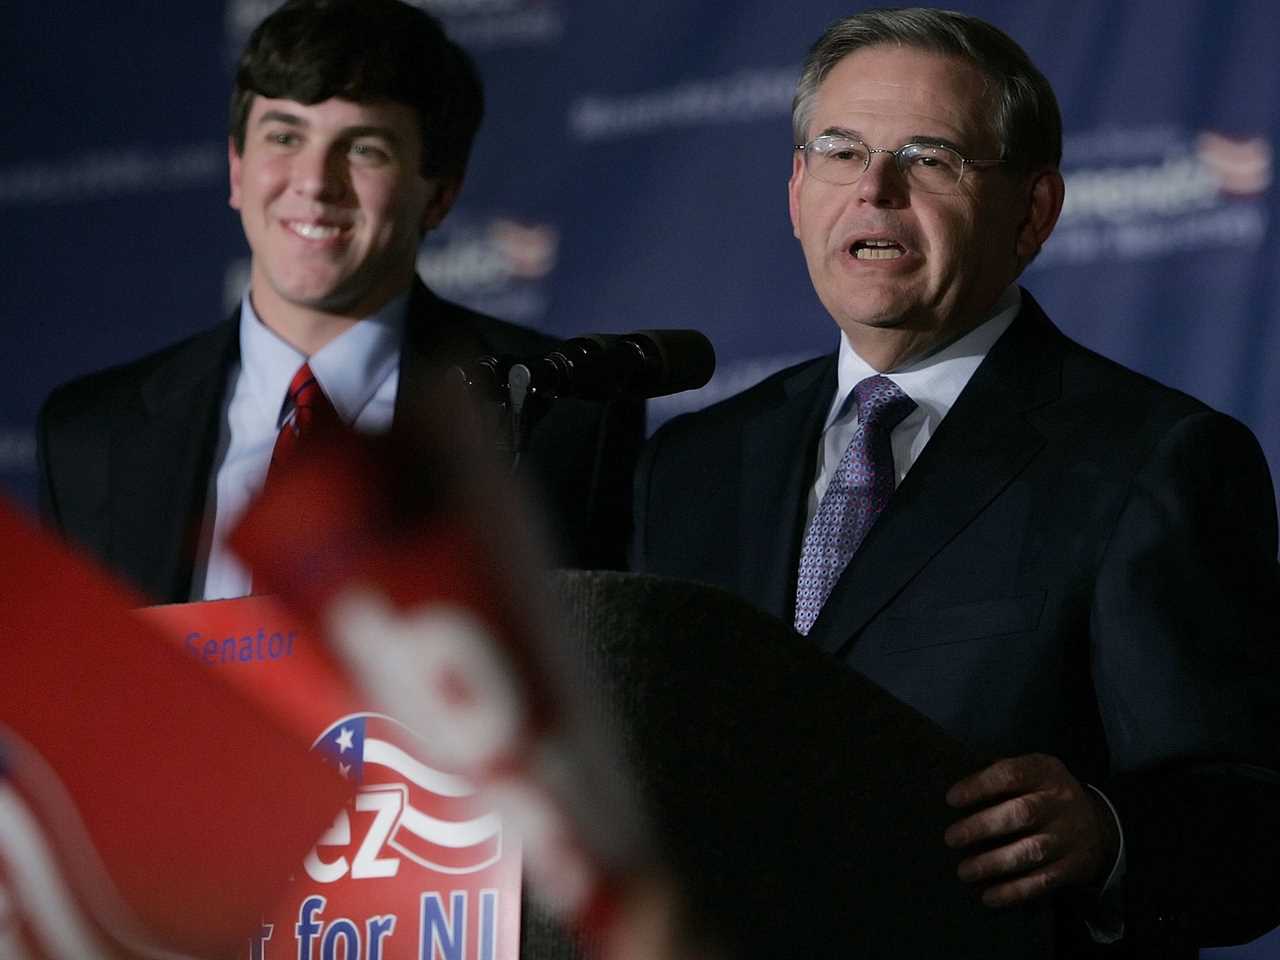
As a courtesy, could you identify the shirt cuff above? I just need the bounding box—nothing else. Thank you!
[1083,783,1126,943]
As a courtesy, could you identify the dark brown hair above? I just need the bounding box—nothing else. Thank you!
[229,0,484,179]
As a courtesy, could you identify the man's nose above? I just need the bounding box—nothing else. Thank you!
[855,150,910,207]
[291,146,348,201]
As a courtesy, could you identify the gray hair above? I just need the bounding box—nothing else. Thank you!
[792,7,1061,172]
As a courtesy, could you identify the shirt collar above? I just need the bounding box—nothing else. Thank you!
[238,291,408,426]
[827,283,1022,429]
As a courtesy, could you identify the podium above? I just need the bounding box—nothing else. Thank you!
[532,570,1054,959]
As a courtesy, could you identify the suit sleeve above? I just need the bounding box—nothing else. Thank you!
[628,410,715,579]
[36,393,63,532]
[35,380,105,539]
[34,370,125,585]
[628,415,663,573]
[1090,410,1280,945]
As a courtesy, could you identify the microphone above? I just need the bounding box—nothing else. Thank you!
[506,329,716,403]
[450,354,511,402]
[450,330,715,469]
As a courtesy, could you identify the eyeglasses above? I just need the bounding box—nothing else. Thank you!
[795,134,1003,195]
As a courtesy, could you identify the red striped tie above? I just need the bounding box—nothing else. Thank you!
[266,362,340,487]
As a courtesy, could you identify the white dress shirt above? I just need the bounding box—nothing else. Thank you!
[806,284,1021,523]
[189,291,406,601]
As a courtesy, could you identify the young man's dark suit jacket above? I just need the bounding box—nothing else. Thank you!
[633,291,1280,956]
[39,279,643,603]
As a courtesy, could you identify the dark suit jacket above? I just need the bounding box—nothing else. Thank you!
[38,279,643,603]
[634,292,1280,956]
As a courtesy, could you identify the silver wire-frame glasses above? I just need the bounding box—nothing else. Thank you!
[796,134,1004,194]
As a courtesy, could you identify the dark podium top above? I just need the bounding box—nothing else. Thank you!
[520,570,1052,959]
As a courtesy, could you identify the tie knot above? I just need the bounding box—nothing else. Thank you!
[286,363,321,410]
[277,361,340,440]
[852,374,915,432]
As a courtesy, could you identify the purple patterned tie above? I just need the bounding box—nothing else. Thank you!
[794,375,916,635]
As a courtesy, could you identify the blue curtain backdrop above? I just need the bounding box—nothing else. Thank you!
[2,2,1277,949]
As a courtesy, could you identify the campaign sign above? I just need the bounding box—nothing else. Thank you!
[136,595,522,960]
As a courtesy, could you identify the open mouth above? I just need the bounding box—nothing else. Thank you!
[850,239,906,261]
[285,220,350,241]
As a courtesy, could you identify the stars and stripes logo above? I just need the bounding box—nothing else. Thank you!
[310,714,502,878]
[0,776,120,960]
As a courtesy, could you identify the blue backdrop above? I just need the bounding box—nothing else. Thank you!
[2,3,1277,951]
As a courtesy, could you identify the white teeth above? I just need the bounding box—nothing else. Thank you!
[289,222,342,240]
[854,245,903,260]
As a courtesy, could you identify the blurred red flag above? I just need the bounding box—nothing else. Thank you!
[0,499,352,959]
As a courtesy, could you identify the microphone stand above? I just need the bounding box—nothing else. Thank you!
[450,357,519,475]
[450,356,554,476]
[505,362,544,475]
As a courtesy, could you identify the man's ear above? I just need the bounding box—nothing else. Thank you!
[228,138,243,211]
[787,148,805,240]
[420,177,463,234]
[1015,168,1064,263]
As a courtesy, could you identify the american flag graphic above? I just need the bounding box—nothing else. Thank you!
[0,776,124,960]
[313,714,502,875]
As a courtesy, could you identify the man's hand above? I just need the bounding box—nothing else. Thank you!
[944,753,1119,907]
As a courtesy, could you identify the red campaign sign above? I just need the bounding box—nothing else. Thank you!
[208,423,624,952]
[0,500,352,960]
[136,595,522,960]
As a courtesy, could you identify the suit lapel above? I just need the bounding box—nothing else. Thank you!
[808,298,1065,655]
[110,321,238,602]
[103,285,489,603]
[739,357,835,622]
[394,280,494,427]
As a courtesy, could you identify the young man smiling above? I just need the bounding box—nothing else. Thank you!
[634,8,1280,956]
[38,0,642,602]
[230,94,449,355]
